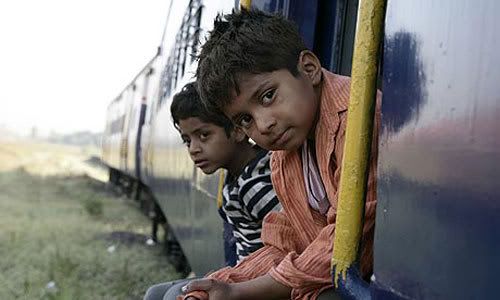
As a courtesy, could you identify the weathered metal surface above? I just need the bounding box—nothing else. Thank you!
[374,1,500,298]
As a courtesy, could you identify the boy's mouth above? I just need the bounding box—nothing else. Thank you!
[272,128,291,148]
[194,159,209,168]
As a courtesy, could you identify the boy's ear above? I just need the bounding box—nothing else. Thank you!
[298,50,322,86]
[231,126,247,143]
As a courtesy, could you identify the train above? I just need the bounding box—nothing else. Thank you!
[101,0,500,299]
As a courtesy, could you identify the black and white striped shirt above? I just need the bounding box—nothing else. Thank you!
[220,149,282,263]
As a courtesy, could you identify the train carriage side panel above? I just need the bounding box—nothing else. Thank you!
[102,103,113,167]
[125,66,155,181]
[373,0,500,299]
[140,57,161,187]
[125,78,143,179]
[103,95,126,171]
[119,86,136,174]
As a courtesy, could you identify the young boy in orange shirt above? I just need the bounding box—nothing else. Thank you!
[179,9,380,300]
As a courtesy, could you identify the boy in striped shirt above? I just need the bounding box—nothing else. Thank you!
[170,82,282,265]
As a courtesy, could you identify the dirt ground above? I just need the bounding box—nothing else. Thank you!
[0,141,180,299]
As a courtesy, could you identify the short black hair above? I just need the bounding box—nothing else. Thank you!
[170,82,233,135]
[196,8,307,110]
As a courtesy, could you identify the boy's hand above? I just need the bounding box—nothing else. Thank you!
[178,275,291,300]
[181,279,239,300]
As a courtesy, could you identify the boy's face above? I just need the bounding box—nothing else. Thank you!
[178,117,239,174]
[223,51,322,151]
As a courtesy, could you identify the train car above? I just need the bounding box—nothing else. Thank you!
[104,0,500,298]
[102,56,159,196]
[139,53,161,189]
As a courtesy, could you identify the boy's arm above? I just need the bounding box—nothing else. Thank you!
[182,274,291,300]
[181,241,289,300]
[182,210,299,299]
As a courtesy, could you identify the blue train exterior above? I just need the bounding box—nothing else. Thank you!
[102,0,500,298]
[373,1,500,299]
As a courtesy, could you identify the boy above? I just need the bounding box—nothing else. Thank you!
[143,82,282,299]
[170,82,281,263]
[181,9,380,300]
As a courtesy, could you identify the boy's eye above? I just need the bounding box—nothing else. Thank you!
[199,132,210,141]
[182,138,191,147]
[237,115,253,128]
[261,89,275,105]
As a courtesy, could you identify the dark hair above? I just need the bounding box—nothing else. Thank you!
[170,82,233,135]
[196,8,307,110]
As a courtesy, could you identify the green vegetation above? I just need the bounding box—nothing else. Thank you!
[0,142,180,299]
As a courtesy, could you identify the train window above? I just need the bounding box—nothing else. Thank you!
[251,0,290,15]
[312,0,359,75]
[333,0,358,76]
[129,107,137,129]
[314,0,382,88]
[159,0,203,107]
[110,115,125,134]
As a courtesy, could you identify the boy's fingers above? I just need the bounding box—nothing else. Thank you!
[182,279,215,293]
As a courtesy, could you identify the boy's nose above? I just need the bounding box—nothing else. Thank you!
[188,142,202,155]
[255,116,276,135]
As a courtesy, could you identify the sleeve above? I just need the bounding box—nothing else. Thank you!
[267,93,381,299]
[267,216,335,299]
[182,210,297,300]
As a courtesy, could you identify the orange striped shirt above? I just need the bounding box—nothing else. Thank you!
[185,70,380,300]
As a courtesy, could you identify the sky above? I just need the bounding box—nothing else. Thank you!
[0,0,169,136]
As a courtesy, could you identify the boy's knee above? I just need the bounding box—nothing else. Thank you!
[163,280,191,300]
[144,282,177,300]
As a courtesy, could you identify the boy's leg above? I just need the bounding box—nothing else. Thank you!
[144,279,189,300]
[144,282,174,300]
[163,280,192,300]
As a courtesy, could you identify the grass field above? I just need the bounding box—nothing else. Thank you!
[0,141,180,299]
